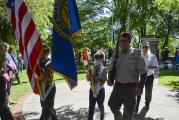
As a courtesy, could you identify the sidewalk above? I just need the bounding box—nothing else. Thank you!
[22,79,179,120]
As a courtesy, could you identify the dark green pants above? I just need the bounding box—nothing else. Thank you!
[108,82,137,120]
[40,84,57,120]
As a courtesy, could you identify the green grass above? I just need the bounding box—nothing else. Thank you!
[11,63,86,102]
[11,71,31,102]
[159,68,179,89]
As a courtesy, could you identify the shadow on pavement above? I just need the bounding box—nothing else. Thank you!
[56,105,164,120]
[56,105,88,120]
[167,88,179,104]
[56,105,110,120]
[134,107,165,120]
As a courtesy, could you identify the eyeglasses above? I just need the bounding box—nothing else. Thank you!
[142,46,149,48]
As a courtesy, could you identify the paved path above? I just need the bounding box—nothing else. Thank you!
[22,79,179,120]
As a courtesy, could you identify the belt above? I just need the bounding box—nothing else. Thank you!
[115,81,137,86]
[147,74,154,77]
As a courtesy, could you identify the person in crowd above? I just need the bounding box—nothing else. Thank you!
[107,32,147,120]
[175,49,179,71]
[156,48,160,61]
[162,47,169,63]
[17,52,23,73]
[4,43,17,105]
[135,42,158,114]
[39,45,58,120]
[74,51,78,64]
[0,41,13,120]
[108,47,114,60]
[83,49,88,70]
[87,48,92,62]
[78,51,82,62]
[9,47,21,84]
[175,48,179,60]
[91,48,95,62]
[86,51,107,120]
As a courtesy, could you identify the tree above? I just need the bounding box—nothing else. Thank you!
[129,0,157,47]
[77,0,113,48]
[0,0,54,46]
[152,0,179,48]
[26,0,54,41]
[113,0,130,33]
[0,0,16,45]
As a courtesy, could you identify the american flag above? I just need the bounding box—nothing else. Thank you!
[6,0,43,94]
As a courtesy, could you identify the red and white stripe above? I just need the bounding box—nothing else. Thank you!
[8,0,42,94]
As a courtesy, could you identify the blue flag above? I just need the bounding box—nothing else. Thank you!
[52,0,81,89]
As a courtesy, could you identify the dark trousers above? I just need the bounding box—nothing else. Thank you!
[108,83,137,120]
[15,72,21,84]
[7,78,13,96]
[40,84,57,120]
[88,88,105,120]
[0,76,13,120]
[136,75,154,110]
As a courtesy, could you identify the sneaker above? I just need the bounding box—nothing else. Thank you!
[134,108,139,114]
[145,105,150,111]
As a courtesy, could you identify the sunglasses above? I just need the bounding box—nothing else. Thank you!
[142,46,149,48]
[94,55,104,59]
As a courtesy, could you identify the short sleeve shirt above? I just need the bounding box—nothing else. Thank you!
[109,48,147,83]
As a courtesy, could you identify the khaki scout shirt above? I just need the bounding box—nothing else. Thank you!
[109,48,146,83]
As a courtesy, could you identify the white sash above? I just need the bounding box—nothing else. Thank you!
[95,66,105,97]
[40,81,55,101]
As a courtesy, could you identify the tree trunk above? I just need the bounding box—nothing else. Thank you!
[163,32,169,49]
[163,14,172,49]
[120,19,126,33]
[140,24,147,37]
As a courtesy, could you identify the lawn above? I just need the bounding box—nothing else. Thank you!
[11,63,86,102]
[159,68,179,89]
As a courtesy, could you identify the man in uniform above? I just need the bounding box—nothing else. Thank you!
[39,45,58,120]
[108,32,147,120]
[0,41,13,120]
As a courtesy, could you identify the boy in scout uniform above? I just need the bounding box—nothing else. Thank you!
[108,32,147,120]
[39,45,58,120]
[0,41,13,120]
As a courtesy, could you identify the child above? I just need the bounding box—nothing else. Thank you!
[86,51,107,120]
[0,41,13,120]
[39,45,58,120]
